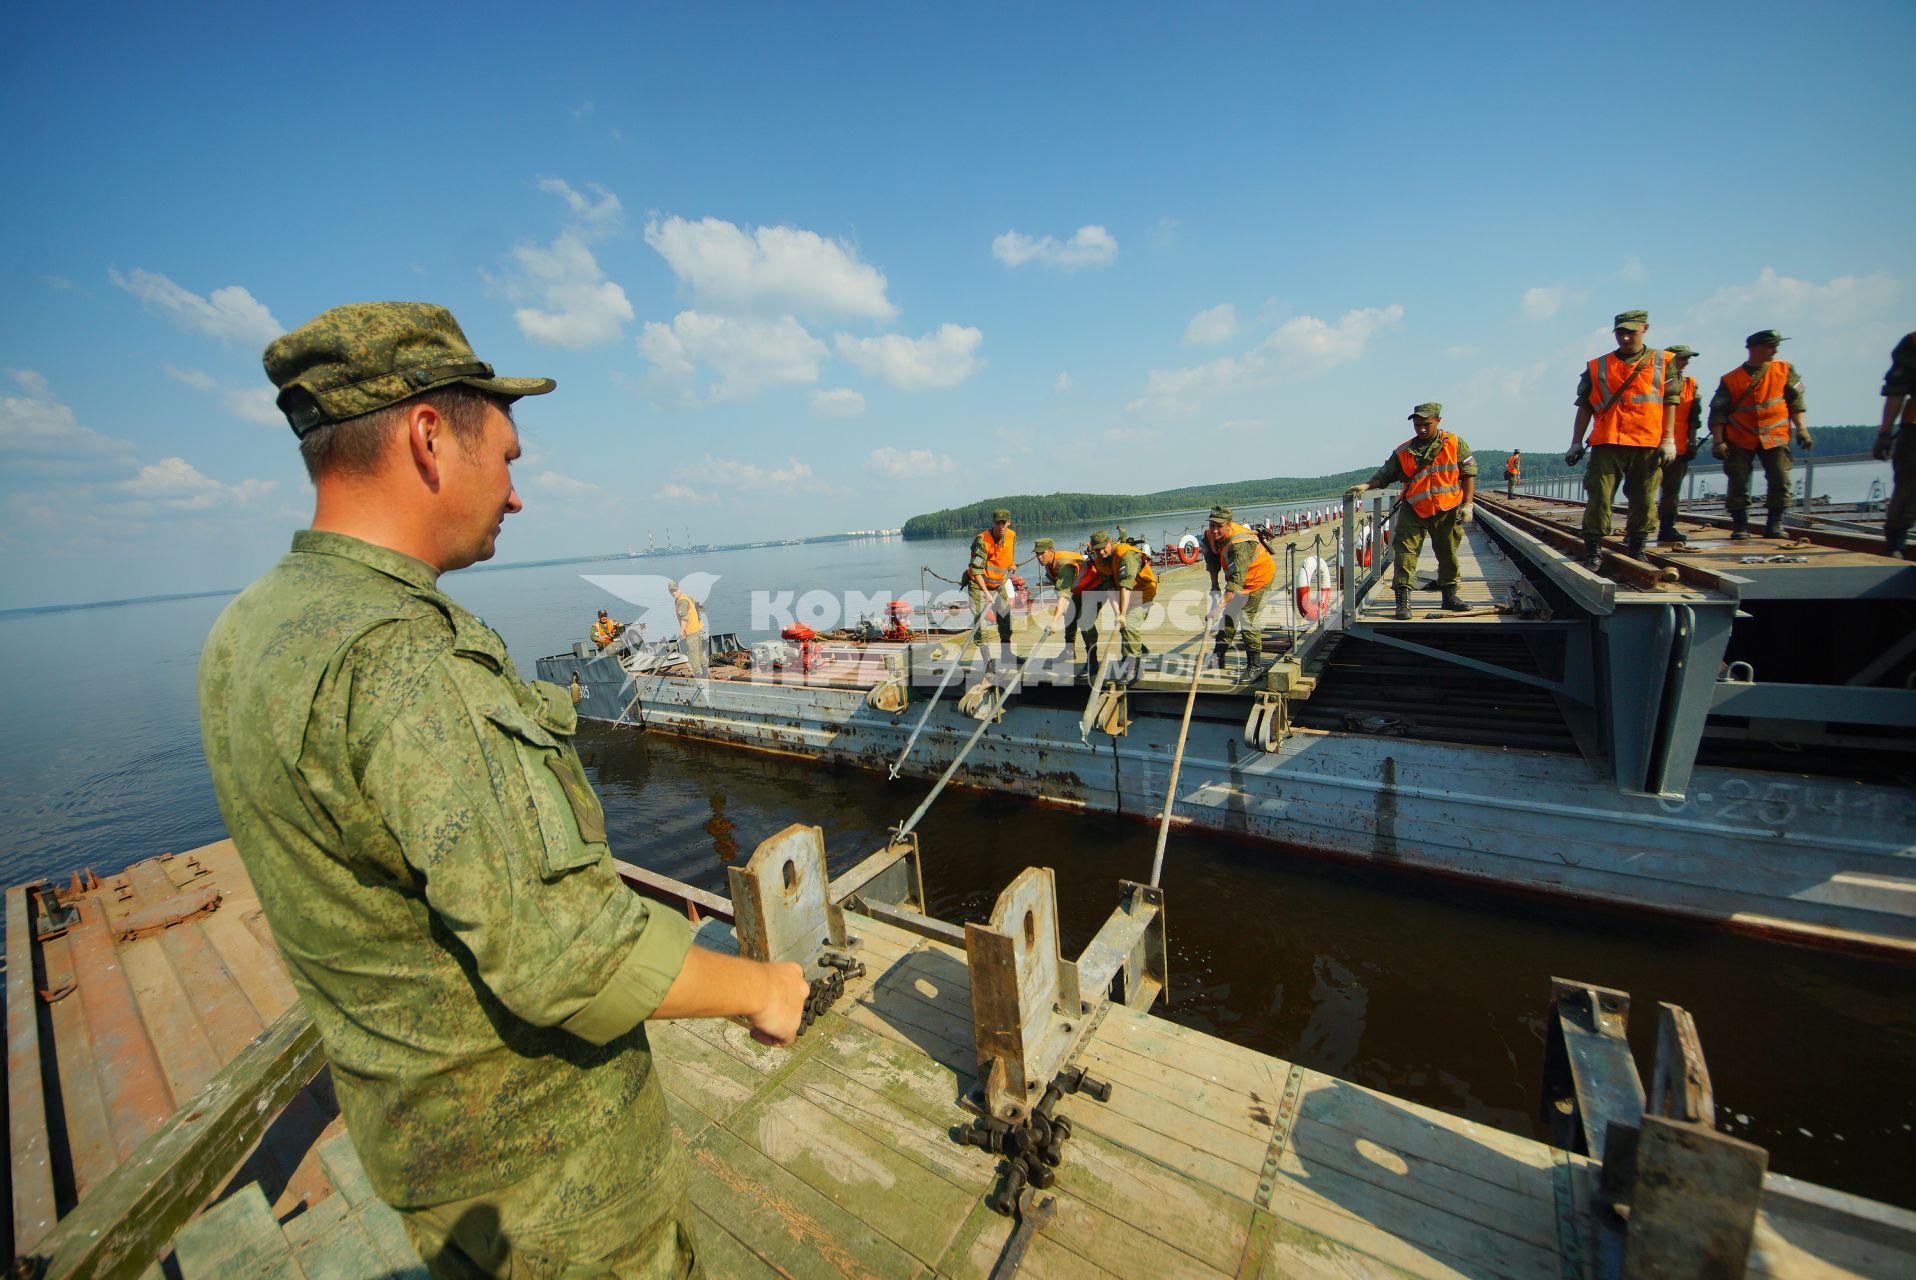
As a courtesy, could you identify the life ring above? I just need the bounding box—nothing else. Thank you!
[1177,534,1201,564]
[1359,521,1375,568]
[1296,556,1333,620]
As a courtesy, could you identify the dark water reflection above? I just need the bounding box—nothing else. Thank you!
[579,721,1916,1210]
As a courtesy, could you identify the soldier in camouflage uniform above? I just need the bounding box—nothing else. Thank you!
[1031,537,1097,674]
[1566,310,1682,565]
[1654,345,1703,546]
[1347,404,1477,618]
[198,303,808,1279]
[1084,530,1156,683]
[963,507,1017,664]
[1199,505,1277,673]
[1707,329,1812,540]
[1879,331,1916,558]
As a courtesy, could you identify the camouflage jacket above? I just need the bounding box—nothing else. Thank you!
[198,531,691,1206]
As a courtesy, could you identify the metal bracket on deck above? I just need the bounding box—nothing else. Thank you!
[965,868,1086,1125]
[1089,686,1129,737]
[1075,880,1167,1011]
[1244,690,1286,752]
[729,824,852,975]
[1541,979,1768,1280]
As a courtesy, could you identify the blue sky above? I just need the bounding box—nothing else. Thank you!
[3,1,1911,608]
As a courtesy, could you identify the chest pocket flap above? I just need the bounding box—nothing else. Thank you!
[480,696,607,878]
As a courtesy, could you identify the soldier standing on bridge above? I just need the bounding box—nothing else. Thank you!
[1085,530,1156,683]
[1032,536,1098,676]
[1347,403,1476,619]
[1655,345,1703,546]
[1566,310,1681,567]
[1504,450,1521,498]
[1878,330,1916,558]
[963,507,1017,666]
[200,302,807,1277]
[1709,330,1812,540]
[1201,505,1277,674]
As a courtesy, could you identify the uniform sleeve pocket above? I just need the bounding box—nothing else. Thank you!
[481,701,609,878]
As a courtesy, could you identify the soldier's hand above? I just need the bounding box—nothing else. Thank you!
[1458,503,1474,524]
[1875,430,1895,462]
[1710,438,1728,461]
[1795,428,1814,450]
[1659,438,1678,463]
[1564,444,1586,466]
[1344,483,1366,500]
[750,961,810,1047]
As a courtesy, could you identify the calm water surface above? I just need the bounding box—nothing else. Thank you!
[1,504,1910,1208]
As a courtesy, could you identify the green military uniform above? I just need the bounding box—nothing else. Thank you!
[1575,337,1684,550]
[1364,422,1478,592]
[1033,538,1092,656]
[1708,341,1807,526]
[673,587,707,677]
[1200,506,1271,667]
[1656,347,1703,535]
[966,508,1016,649]
[1881,331,1916,556]
[202,302,701,1277]
[1086,535,1150,661]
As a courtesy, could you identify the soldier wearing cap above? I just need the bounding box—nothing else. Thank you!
[1031,537,1100,675]
[670,580,707,677]
[1504,450,1521,499]
[1709,330,1811,540]
[1566,310,1682,567]
[1200,505,1277,673]
[1084,529,1157,681]
[592,608,624,649]
[1876,330,1916,558]
[1346,403,1476,619]
[1655,345,1704,545]
[198,302,807,1276]
[964,507,1017,663]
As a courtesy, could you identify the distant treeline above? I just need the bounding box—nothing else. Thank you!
[900,426,1885,539]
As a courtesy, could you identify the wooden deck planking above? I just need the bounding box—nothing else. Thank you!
[119,933,226,1102]
[64,898,175,1160]
[40,935,121,1198]
[6,886,58,1252]
[199,901,301,1024]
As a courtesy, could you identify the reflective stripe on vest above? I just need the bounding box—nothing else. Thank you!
[1396,431,1465,519]
[1095,543,1158,600]
[1586,349,1669,448]
[1505,453,1520,477]
[679,596,701,635]
[1049,551,1086,592]
[1721,361,1792,451]
[1204,522,1276,592]
[976,528,1016,588]
[1675,376,1697,444]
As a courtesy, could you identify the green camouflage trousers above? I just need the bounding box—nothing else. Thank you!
[1582,444,1662,544]
[1725,444,1792,518]
[966,581,1014,645]
[400,1073,700,1279]
[1888,427,1916,536]
[1657,452,1693,526]
[1078,591,1144,665]
[1215,584,1270,662]
[1391,506,1464,590]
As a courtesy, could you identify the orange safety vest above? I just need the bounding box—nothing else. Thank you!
[677,595,702,635]
[1504,453,1521,479]
[1585,349,1669,448]
[1046,550,1087,592]
[1395,431,1466,519]
[1720,361,1793,451]
[1673,375,1697,447]
[1203,522,1276,592]
[974,528,1016,589]
[1071,556,1105,594]
[592,617,618,646]
[1094,543,1158,602]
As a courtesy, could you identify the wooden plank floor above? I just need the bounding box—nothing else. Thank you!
[1349,525,1528,624]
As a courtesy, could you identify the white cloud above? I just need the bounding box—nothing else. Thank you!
[112,457,275,512]
[1128,304,1403,414]
[866,447,955,479]
[1521,286,1569,321]
[508,231,635,348]
[991,225,1118,271]
[1183,303,1239,346]
[644,216,895,321]
[834,324,984,391]
[0,370,139,470]
[1618,255,1647,282]
[41,275,74,291]
[530,469,601,496]
[655,482,712,503]
[638,311,829,404]
[1218,417,1264,432]
[1103,426,1155,445]
[1690,267,1898,331]
[810,388,865,418]
[1053,371,1073,394]
[674,455,816,493]
[162,364,285,427]
[538,177,622,227]
[161,363,218,391]
[108,269,282,346]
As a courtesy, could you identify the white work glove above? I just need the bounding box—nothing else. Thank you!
[1659,438,1677,463]
[1344,483,1367,500]
[1458,503,1474,524]
[1564,443,1586,466]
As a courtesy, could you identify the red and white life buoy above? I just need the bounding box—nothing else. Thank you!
[1359,520,1375,568]
[1178,534,1201,564]
[1296,556,1333,620]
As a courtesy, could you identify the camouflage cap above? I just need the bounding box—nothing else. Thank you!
[1088,530,1111,549]
[1744,329,1788,347]
[1613,310,1649,331]
[1032,537,1055,554]
[990,507,1012,522]
[1208,504,1233,523]
[263,302,556,439]
[667,581,680,593]
[1664,345,1698,359]
[1408,402,1443,421]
